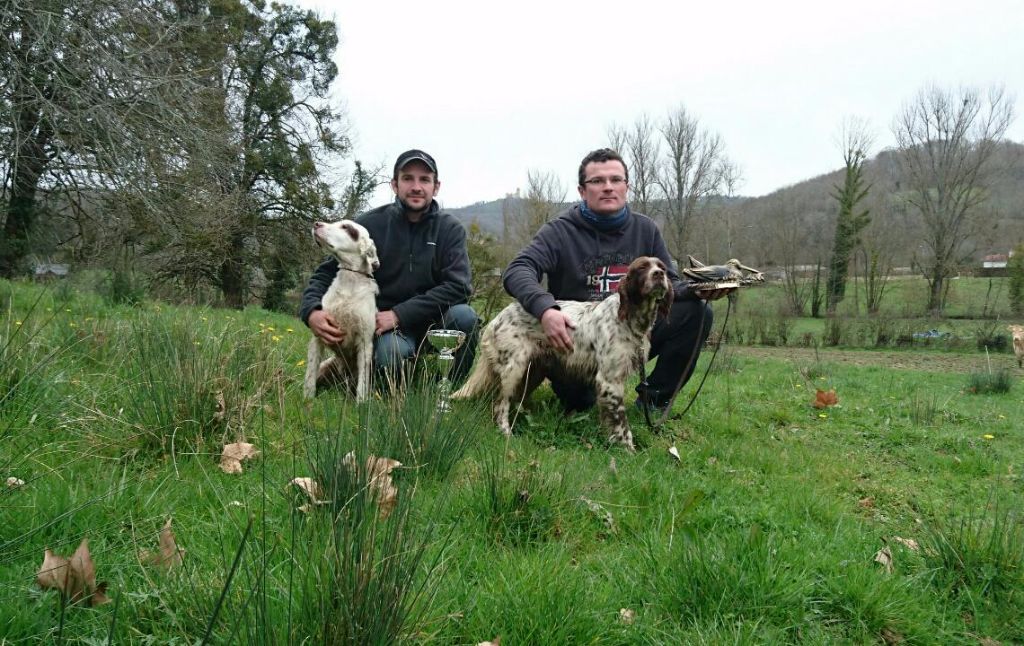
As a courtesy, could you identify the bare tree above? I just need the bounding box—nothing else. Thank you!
[502,170,566,251]
[692,158,743,265]
[609,114,661,216]
[0,0,199,277]
[893,85,1015,313]
[656,105,727,259]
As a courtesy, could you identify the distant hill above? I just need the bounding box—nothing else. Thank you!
[446,198,508,235]
[446,142,1024,268]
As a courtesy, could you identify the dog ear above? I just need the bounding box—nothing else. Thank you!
[359,236,380,274]
[617,259,646,321]
[657,282,674,320]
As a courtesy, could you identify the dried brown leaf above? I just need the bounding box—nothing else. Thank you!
[219,442,260,474]
[874,546,893,574]
[880,626,904,644]
[37,549,70,594]
[813,389,838,408]
[37,538,110,606]
[858,496,875,509]
[342,451,401,519]
[290,477,324,503]
[142,518,184,570]
[893,536,920,552]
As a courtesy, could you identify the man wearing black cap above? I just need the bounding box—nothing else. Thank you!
[299,149,478,389]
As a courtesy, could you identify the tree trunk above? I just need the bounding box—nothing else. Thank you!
[927,274,945,313]
[0,110,52,278]
[218,232,248,309]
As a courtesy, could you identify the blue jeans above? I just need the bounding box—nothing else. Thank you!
[373,304,479,388]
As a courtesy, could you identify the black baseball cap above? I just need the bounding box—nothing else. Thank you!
[393,149,438,177]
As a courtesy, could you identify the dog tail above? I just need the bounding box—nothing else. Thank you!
[451,355,494,399]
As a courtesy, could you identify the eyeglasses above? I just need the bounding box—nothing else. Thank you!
[582,176,627,187]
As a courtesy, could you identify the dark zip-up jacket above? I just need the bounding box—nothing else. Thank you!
[503,203,697,320]
[299,200,473,333]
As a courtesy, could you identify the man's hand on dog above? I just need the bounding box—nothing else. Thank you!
[309,309,346,345]
[541,308,576,353]
[375,310,399,336]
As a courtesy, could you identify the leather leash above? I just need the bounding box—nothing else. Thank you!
[638,296,732,429]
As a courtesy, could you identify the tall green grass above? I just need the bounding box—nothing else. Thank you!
[2,277,1023,643]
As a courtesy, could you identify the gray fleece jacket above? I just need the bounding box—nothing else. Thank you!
[299,200,472,334]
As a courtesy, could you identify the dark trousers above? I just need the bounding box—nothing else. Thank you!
[551,298,713,411]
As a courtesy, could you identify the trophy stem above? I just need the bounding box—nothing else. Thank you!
[426,329,466,414]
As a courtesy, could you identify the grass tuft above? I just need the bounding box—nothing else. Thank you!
[966,369,1013,394]
[920,502,1024,598]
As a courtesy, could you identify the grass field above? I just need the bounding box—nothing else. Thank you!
[1,278,1022,644]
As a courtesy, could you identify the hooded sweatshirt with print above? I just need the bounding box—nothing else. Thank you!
[503,204,697,319]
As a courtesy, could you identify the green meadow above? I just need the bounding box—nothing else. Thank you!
[1,277,1022,644]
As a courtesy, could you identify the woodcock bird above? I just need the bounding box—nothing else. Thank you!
[682,256,765,290]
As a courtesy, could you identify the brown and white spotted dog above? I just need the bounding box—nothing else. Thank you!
[452,256,673,449]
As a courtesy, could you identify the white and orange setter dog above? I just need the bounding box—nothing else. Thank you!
[303,220,380,401]
[1009,324,1024,368]
[453,256,672,449]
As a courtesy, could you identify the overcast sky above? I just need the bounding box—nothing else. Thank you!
[295,0,1024,209]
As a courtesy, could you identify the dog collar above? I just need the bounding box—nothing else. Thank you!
[339,266,375,280]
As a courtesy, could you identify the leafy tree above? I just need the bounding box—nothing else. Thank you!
[826,120,872,314]
[465,221,506,321]
[144,0,346,308]
[338,161,385,219]
[1009,243,1024,315]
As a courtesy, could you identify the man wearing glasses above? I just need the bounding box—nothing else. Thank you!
[503,148,730,415]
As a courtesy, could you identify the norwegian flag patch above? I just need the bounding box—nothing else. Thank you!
[586,263,629,297]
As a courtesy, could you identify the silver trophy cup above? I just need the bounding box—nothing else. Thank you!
[426,329,466,413]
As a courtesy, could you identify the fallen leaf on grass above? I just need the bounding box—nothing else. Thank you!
[219,442,260,474]
[290,477,324,502]
[813,389,838,409]
[619,608,636,624]
[140,518,184,570]
[893,536,919,551]
[37,538,110,606]
[873,545,893,574]
[6,476,25,488]
[880,626,904,644]
[608,457,617,476]
[289,477,331,513]
[858,497,875,509]
[342,452,401,519]
[668,446,681,462]
[477,638,500,646]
